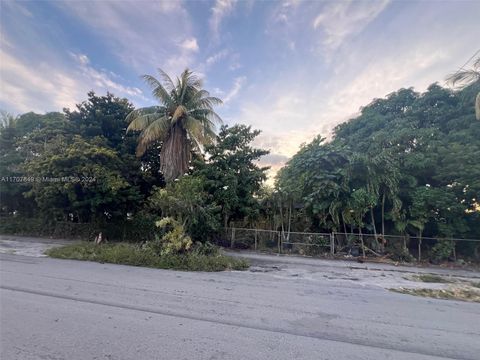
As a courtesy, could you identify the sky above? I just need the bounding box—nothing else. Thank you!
[1,0,479,178]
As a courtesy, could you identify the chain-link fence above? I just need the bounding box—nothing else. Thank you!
[220,227,480,263]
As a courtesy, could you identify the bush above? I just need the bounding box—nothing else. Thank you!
[143,217,193,256]
[191,241,220,256]
[147,177,220,243]
[0,216,56,236]
[386,241,415,262]
[46,242,249,271]
[430,240,455,262]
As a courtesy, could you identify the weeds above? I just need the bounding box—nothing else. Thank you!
[46,242,249,272]
[412,274,454,283]
[391,287,480,303]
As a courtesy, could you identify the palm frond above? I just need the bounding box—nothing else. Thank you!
[126,106,164,127]
[188,108,223,126]
[447,57,480,88]
[157,68,176,93]
[136,116,170,156]
[447,70,480,87]
[129,68,223,161]
[142,75,174,106]
[127,113,164,132]
[474,57,480,70]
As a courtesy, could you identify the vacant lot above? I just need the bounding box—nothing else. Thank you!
[1,236,480,360]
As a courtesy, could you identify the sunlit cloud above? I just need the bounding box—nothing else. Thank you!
[180,38,199,53]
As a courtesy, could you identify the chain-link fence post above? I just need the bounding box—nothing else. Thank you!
[278,231,281,254]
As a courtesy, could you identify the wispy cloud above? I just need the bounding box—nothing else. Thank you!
[2,0,34,18]
[70,53,144,98]
[56,1,194,75]
[210,0,237,41]
[313,0,390,53]
[206,49,230,66]
[223,76,246,103]
[0,48,82,113]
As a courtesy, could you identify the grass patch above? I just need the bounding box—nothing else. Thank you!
[391,287,480,303]
[469,281,480,289]
[412,274,454,283]
[46,242,249,272]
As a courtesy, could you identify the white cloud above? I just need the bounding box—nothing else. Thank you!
[206,49,230,66]
[55,1,194,75]
[0,49,82,113]
[233,40,469,178]
[180,38,199,52]
[0,48,146,114]
[210,0,237,40]
[70,53,144,98]
[223,76,246,103]
[313,0,390,52]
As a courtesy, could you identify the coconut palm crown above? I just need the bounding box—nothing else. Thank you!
[447,57,480,120]
[127,68,223,181]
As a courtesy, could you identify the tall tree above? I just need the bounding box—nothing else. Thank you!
[127,69,222,181]
[195,125,269,229]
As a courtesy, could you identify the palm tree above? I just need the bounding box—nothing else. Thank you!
[127,68,222,181]
[447,57,480,120]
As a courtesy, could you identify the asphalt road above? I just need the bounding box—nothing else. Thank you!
[1,252,479,360]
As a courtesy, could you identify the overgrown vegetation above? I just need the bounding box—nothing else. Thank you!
[1,65,480,265]
[391,287,480,303]
[46,242,249,272]
[412,274,454,283]
[275,81,480,261]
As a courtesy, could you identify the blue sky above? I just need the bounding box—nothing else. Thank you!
[1,0,479,176]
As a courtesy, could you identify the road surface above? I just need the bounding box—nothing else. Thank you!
[1,248,479,359]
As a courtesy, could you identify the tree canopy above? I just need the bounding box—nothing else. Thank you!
[276,82,480,240]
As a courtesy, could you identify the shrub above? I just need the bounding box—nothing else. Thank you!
[143,217,193,256]
[386,240,415,262]
[430,240,455,262]
[46,242,249,271]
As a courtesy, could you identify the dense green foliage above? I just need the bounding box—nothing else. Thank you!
[1,92,163,224]
[277,83,480,245]
[0,94,268,246]
[46,242,249,271]
[2,67,479,264]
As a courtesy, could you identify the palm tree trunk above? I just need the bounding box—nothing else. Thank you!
[160,124,191,182]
